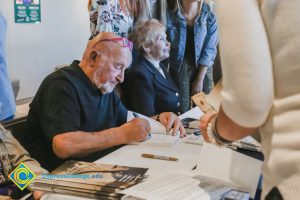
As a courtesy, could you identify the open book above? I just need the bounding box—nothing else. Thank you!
[127,107,204,147]
[127,111,180,147]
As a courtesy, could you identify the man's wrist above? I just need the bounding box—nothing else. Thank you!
[116,127,130,144]
[156,114,160,122]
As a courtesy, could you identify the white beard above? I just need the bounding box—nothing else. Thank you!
[99,82,115,94]
[93,73,115,94]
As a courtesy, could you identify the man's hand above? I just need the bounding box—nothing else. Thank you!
[199,112,218,142]
[159,112,186,137]
[120,118,151,143]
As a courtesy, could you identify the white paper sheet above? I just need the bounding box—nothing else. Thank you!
[179,107,203,120]
[120,172,241,200]
[96,143,200,177]
[120,172,209,200]
[127,111,180,147]
[128,111,166,134]
[196,143,262,198]
[140,133,180,147]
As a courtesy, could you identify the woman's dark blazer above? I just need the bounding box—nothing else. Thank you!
[124,56,180,116]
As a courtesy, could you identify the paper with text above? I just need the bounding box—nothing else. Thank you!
[96,144,200,177]
[127,111,179,147]
[128,111,166,134]
[120,172,208,200]
[120,172,240,200]
[196,143,262,198]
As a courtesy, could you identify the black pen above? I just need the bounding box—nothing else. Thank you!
[133,112,151,139]
[133,112,140,118]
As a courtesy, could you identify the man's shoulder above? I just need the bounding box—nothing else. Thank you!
[32,65,81,104]
[41,62,80,89]
[41,70,74,90]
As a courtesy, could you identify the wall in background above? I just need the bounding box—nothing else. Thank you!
[0,0,90,100]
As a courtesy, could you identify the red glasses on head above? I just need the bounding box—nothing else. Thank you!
[97,37,133,51]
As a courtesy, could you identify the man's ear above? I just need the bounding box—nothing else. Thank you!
[90,51,98,63]
[142,44,150,53]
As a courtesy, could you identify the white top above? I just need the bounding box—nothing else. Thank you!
[215,0,300,199]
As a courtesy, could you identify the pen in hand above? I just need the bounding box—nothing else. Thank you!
[133,112,140,118]
[133,112,152,139]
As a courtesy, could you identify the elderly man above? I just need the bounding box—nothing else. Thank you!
[24,32,185,171]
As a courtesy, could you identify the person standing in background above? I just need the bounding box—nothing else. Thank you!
[167,0,218,113]
[89,0,134,39]
[133,0,167,26]
[0,12,16,122]
[199,0,300,199]
[88,0,168,39]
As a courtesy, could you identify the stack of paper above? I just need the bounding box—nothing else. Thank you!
[120,172,250,200]
[31,161,148,199]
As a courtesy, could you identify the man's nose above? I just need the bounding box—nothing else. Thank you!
[116,70,124,83]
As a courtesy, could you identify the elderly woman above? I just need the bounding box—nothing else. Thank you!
[124,19,181,117]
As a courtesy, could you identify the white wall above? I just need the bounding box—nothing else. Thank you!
[0,0,90,100]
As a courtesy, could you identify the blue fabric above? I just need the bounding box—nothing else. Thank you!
[0,12,16,121]
[166,3,218,72]
[124,56,180,116]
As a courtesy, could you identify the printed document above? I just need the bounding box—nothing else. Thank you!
[127,111,179,147]
[120,172,244,200]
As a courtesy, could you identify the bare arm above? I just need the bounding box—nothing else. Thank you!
[200,105,257,142]
[52,118,150,159]
[216,106,257,141]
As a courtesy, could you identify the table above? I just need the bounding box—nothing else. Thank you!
[41,140,201,200]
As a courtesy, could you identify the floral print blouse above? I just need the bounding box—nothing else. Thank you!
[90,0,134,38]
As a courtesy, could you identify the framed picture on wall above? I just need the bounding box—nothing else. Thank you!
[14,0,41,23]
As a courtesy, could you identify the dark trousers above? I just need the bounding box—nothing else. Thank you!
[265,187,283,200]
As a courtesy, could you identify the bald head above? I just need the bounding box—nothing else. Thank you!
[79,32,132,94]
[82,32,132,62]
